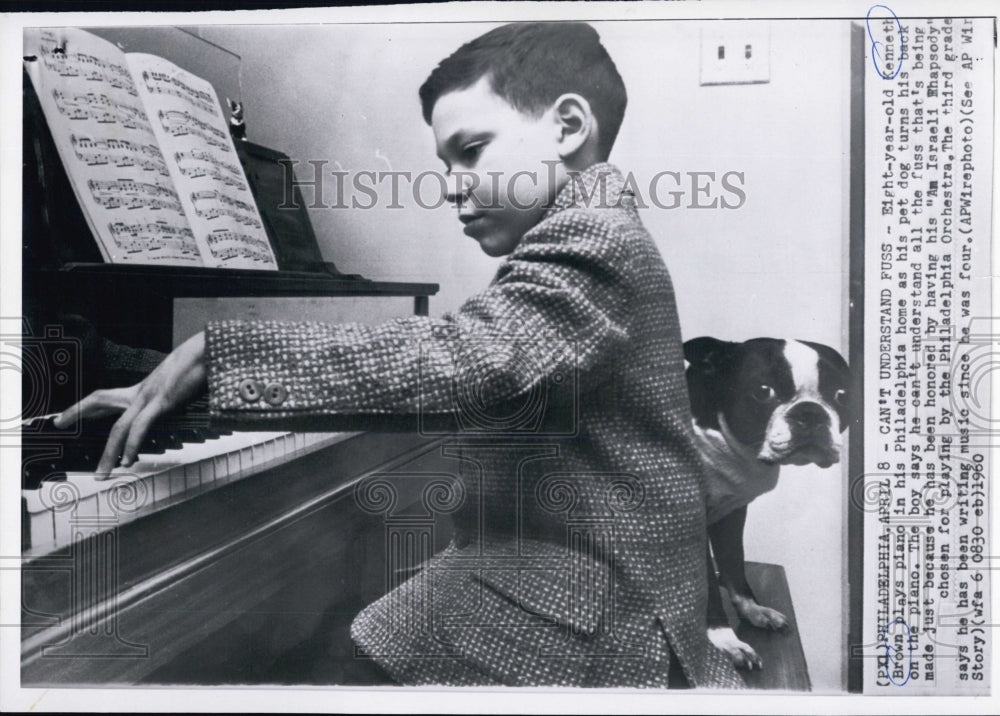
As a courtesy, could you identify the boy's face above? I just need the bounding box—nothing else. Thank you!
[431,77,561,257]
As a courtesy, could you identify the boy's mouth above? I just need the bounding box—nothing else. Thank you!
[459,213,486,235]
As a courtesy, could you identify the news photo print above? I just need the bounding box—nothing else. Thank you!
[0,1,996,712]
[861,11,992,695]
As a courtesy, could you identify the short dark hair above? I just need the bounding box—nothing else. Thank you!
[419,22,628,160]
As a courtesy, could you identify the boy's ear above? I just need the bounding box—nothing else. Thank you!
[552,93,594,159]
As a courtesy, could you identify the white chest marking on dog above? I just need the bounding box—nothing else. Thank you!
[783,340,820,397]
[694,419,780,524]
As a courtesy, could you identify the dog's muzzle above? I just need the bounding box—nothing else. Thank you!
[758,400,841,468]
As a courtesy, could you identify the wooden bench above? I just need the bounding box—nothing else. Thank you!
[136,550,809,687]
[724,562,811,690]
[260,560,812,689]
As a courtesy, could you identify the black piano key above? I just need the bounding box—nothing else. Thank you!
[174,428,207,444]
[160,431,186,450]
[54,444,103,472]
[22,466,67,492]
[138,434,168,455]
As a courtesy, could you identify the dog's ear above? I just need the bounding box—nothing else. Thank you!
[797,340,851,433]
[684,337,736,429]
[797,340,850,375]
[684,336,736,375]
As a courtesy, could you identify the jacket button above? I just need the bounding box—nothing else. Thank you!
[263,383,288,406]
[238,379,263,402]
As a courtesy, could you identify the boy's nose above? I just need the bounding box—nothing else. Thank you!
[445,172,473,206]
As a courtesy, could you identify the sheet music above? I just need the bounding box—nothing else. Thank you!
[23,28,202,266]
[127,53,278,270]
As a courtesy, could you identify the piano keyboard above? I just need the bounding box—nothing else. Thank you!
[21,404,356,556]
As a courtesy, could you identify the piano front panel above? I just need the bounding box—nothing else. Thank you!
[19,274,446,683]
[21,430,454,684]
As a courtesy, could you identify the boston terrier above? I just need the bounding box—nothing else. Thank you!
[684,337,850,669]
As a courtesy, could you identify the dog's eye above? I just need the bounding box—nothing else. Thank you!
[751,384,775,402]
[833,389,848,406]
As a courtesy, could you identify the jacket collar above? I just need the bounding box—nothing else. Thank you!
[543,162,631,219]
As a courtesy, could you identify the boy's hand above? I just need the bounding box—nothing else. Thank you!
[53,332,207,478]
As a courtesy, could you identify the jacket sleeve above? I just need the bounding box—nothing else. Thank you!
[205,209,636,423]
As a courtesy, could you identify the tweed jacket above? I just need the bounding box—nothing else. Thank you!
[205,163,742,689]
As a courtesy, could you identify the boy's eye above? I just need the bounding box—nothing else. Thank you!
[461,142,485,162]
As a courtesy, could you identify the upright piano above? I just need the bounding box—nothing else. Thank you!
[19,62,457,685]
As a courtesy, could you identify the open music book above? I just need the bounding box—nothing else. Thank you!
[23,27,279,269]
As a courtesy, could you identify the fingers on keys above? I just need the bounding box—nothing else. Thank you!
[53,387,133,429]
[120,401,162,470]
[96,409,135,477]
[95,394,167,478]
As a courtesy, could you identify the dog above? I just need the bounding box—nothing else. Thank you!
[684,336,850,670]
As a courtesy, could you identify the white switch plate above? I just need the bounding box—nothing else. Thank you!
[699,23,771,86]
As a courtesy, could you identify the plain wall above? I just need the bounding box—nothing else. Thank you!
[194,20,852,691]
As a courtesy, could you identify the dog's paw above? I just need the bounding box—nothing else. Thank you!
[708,626,763,670]
[732,595,790,631]
[708,626,762,670]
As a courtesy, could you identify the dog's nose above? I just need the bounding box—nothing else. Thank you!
[786,401,830,431]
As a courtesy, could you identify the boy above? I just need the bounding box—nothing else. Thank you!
[55,22,742,689]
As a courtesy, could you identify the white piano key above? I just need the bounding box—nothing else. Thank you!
[226,449,241,483]
[213,451,228,485]
[171,436,223,469]
[28,508,55,551]
[53,494,99,548]
[27,479,81,515]
[74,493,100,521]
[23,487,48,515]
[272,435,288,463]
[66,470,142,505]
[152,468,172,504]
[91,471,150,524]
[200,453,217,485]
[254,439,273,465]
[169,463,188,498]
[238,446,253,479]
[68,472,118,512]
[184,459,203,490]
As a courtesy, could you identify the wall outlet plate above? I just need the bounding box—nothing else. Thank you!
[699,23,771,86]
